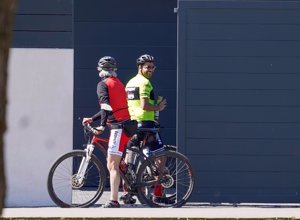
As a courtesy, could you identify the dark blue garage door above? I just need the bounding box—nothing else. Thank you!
[73,1,177,153]
[178,0,300,203]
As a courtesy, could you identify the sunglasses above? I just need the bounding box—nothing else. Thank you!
[143,65,156,70]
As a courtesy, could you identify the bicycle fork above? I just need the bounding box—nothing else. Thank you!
[73,144,94,186]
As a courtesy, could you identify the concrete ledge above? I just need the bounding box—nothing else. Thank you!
[2,206,300,219]
[0,218,299,220]
[1,218,299,219]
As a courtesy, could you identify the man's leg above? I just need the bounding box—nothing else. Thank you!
[103,128,125,208]
[107,154,122,201]
[148,132,175,204]
[154,156,166,197]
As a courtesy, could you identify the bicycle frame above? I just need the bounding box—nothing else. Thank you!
[80,123,169,193]
[119,142,163,192]
[91,135,109,158]
[118,146,142,191]
[74,126,109,185]
[74,144,95,184]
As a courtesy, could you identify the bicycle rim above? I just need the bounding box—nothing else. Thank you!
[136,151,194,208]
[47,150,106,207]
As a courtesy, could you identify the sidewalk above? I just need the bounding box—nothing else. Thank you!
[2,203,300,219]
[2,191,300,219]
[2,205,300,219]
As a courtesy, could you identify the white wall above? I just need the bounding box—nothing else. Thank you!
[4,48,73,207]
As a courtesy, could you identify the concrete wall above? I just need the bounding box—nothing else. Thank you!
[4,48,73,207]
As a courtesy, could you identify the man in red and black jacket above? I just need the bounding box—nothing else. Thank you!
[82,56,131,208]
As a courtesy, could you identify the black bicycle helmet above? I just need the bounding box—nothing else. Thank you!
[98,56,117,70]
[136,54,154,66]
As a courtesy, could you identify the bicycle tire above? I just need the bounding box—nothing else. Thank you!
[47,150,106,207]
[132,145,178,205]
[164,144,177,151]
[136,150,194,208]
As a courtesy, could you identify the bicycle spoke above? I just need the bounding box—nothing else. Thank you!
[136,151,194,208]
[48,151,106,207]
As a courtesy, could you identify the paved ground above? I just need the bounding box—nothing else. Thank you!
[2,204,300,219]
[2,191,300,219]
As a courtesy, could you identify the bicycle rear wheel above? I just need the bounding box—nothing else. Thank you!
[136,150,194,208]
[47,150,106,207]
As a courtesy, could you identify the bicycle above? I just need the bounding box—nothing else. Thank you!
[47,123,194,208]
[47,124,108,207]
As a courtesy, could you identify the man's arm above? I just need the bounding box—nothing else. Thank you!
[140,97,166,111]
[97,81,111,127]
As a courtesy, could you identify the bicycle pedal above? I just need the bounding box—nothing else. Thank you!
[120,193,136,204]
[124,197,136,204]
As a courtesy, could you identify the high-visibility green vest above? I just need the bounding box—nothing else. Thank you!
[126,74,155,121]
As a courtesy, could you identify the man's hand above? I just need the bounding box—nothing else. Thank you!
[94,126,105,135]
[158,99,167,111]
[82,117,93,125]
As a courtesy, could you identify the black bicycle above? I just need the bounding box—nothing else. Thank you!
[47,123,194,208]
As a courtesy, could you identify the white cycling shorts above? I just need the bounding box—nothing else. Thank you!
[108,128,130,156]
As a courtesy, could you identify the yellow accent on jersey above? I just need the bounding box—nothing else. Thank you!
[126,74,155,121]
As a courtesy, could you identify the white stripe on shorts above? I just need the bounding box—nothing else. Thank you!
[108,128,123,156]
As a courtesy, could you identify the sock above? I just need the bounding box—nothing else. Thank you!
[154,184,163,197]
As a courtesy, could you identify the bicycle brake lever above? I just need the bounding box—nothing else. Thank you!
[85,124,95,133]
[94,126,104,134]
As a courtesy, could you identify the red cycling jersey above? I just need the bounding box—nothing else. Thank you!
[92,76,130,126]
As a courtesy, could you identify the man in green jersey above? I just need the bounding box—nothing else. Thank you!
[126,54,166,124]
[123,54,175,205]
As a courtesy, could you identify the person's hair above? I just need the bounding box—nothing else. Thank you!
[99,69,117,78]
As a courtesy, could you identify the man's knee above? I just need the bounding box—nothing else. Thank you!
[107,155,121,171]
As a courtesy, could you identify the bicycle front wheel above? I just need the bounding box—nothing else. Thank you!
[136,150,194,208]
[47,150,106,207]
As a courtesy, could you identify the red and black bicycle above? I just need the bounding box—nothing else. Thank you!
[47,122,194,208]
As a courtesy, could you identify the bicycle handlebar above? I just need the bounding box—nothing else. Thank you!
[137,127,160,132]
[81,118,163,135]
[84,123,102,135]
